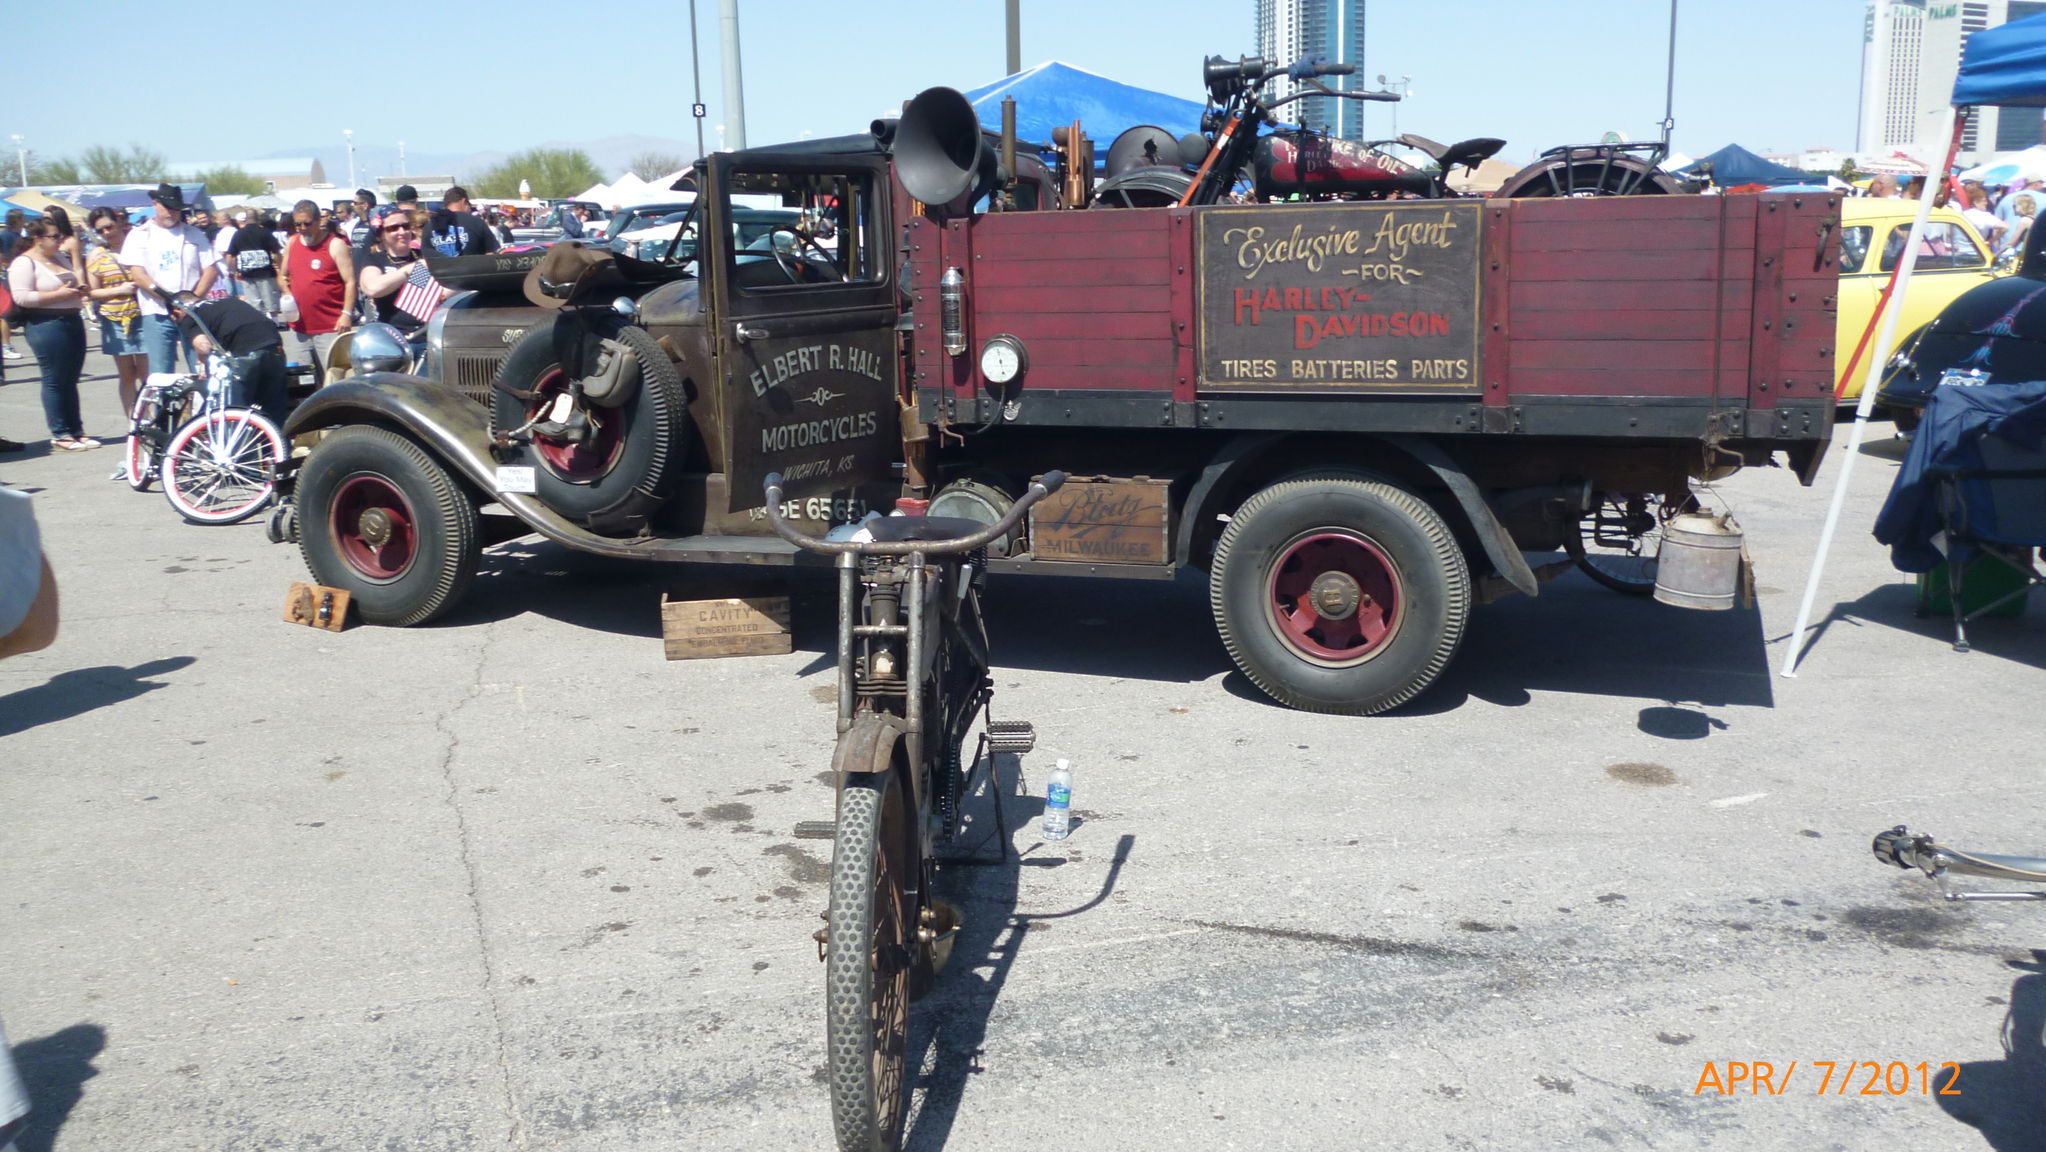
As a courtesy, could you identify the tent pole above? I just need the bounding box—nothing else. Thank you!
[1778,105,1970,678]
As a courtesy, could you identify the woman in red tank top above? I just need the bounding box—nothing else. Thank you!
[276,199,355,384]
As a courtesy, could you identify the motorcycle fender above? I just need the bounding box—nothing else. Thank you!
[831,712,918,842]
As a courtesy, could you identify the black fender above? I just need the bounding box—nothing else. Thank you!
[1175,431,1538,598]
[282,374,667,562]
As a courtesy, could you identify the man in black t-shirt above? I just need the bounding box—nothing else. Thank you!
[427,185,501,257]
[168,293,289,424]
[226,212,284,316]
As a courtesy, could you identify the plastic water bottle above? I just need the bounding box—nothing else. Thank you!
[1042,759,1073,840]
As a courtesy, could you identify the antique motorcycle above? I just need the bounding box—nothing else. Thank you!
[1091,52,1683,209]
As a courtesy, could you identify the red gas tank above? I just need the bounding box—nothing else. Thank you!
[1252,131,1435,200]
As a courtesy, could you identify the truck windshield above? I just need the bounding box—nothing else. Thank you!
[724,170,873,289]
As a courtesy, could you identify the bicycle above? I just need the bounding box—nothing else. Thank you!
[1873,827,2046,903]
[145,296,291,525]
[763,469,1064,1152]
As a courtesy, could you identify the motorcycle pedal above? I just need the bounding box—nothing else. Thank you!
[986,719,1035,754]
[793,820,837,840]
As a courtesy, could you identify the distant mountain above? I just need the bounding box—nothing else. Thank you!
[261,134,701,190]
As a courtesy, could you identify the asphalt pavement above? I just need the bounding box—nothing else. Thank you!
[2,342,2043,1152]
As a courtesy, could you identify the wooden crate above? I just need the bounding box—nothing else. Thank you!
[1029,475,1172,565]
[661,583,792,660]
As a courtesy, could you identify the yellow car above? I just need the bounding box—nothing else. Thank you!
[1835,198,1999,403]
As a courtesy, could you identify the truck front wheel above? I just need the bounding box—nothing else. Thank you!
[1209,478,1470,715]
[297,427,480,627]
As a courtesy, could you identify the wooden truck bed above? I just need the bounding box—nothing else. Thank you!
[908,192,1838,459]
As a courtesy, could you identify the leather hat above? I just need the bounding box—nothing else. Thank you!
[521,242,624,311]
[148,182,187,211]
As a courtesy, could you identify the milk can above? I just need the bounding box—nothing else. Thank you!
[1653,511,1745,610]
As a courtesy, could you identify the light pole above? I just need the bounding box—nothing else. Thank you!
[1376,74,1412,137]
[10,135,24,187]
[397,140,406,177]
[343,129,356,191]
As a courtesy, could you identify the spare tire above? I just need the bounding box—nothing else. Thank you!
[491,317,686,535]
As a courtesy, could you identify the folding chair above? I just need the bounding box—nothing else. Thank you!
[1927,428,2046,652]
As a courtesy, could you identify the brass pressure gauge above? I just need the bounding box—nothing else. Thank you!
[979,334,1028,385]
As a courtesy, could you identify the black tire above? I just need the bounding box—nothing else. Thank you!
[296,426,480,626]
[1495,157,1681,199]
[1209,478,1469,715]
[826,765,912,1152]
[489,318,686,534]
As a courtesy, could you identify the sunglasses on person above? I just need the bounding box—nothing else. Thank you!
[381,223,413,233]
[94,223,121,236]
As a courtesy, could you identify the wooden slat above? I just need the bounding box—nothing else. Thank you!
[1505,249,1756,282]
[1029,367,1177,390]
[1509,217,1728,254]
[1510,339,1738,371]
[967,258,1174,288]
[1513,309,1724,342]
[969,311,1174,340]
[1011,339,1176,368]
[1507,193,1762,225]
[973,230,1174,262]
[975,284,1174,313]
[1506,368,1724,397]
[1510,279,1753,313]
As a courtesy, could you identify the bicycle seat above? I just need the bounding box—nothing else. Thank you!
[863,515,993,544]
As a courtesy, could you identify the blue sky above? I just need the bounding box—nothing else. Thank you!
[5,0,1866,178]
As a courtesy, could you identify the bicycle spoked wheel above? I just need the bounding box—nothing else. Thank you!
[160,410,287,525]
[1566,492,1696,595]
[826,766,913,1152]
[125,429,161,491]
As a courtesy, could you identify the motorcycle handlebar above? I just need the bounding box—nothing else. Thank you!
[763,471,1068,557]
[1874,826,2046,884]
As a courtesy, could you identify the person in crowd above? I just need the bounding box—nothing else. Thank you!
[227,209,283,316]
[274,200,354,386]
[426,185,500,257]
[119,184,218,374]
[350,189,377,241]
[190,207,218,244]
[40,208,86,290]
[357,205,447,333]
[1864,173,1897,199]
[0,210,24,360]
[1997,176,2045,227]
[2000,192,2038,258]
[166,292,289,426]
[266,209,289,253]
[560,203,586,239]
[393,184,421,213]
[84,208,150,419]
[8,220,95,450]
[0,485,59,655]
[484,210,513,246]
[1962,182,2007,249]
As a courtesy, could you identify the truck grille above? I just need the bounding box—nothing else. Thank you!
[451,353,506,405]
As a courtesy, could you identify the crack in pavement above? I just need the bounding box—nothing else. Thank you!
[434,618,529,1150]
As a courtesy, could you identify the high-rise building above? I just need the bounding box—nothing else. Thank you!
[1256,0,1368,140]
[1860,0,2046,164]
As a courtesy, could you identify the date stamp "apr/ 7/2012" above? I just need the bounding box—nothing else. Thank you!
[1694,1061,1962,1096]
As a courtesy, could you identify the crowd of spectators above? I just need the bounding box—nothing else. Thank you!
[1861,170,2044,257]
[0,179,525,455]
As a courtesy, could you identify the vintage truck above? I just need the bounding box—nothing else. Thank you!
[279,92,1837,715]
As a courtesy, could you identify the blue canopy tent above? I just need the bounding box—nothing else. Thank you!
[962,61,1207,149]
[1785,10,2046,674]
[1677,144,1810,187]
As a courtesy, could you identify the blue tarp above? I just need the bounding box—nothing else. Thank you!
[1678,144,1810,187]
[1954,11,2046,106]
[1874,380,2046,572]
[962,61,1207,149]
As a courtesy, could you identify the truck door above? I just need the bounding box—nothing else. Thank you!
[706,152,900,516]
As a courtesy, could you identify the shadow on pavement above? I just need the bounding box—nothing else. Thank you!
[7,1023,104,1152]
[1934,951,2046,1152]
[0,657,195,737]
[1784,583,2046,674]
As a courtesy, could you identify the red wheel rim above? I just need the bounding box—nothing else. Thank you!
[1265,531,1402,665]
[525,366,624,480]
[329,474,417,581]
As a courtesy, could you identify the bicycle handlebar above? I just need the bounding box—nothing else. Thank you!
[1874,826,2046,885]
[763,471,1067,557]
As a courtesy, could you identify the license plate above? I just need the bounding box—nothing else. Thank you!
[1938,367,1991,388]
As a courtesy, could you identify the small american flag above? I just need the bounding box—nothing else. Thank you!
[394,260,447,322]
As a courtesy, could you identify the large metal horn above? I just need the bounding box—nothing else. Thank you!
[894,86,996,208]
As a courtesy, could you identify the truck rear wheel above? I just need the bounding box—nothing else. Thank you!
[491,319,686,535]
[297,426,480,627]
[1209,478,1469,715]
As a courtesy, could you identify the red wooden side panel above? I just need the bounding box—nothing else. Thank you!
[1496,193,1838,407]
[947,209,1181,394]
